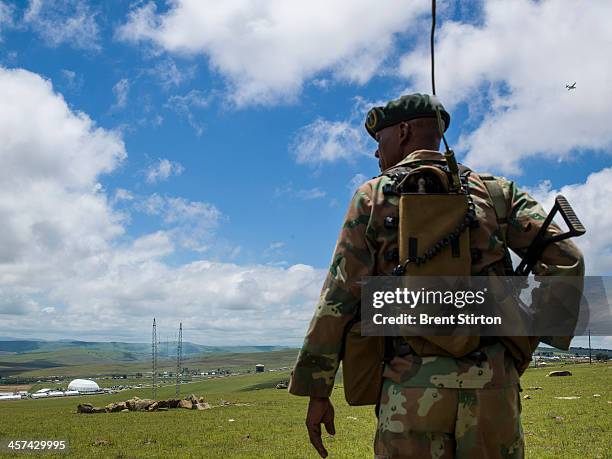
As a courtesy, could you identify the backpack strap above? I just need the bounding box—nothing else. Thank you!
[382,161,472,194]
[479,174,514,274]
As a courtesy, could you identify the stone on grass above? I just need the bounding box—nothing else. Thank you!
[547,370,572,377]
[134,399,156,411]
[106,402,127,413]
[92,439,111,446]
[77,403,94,414]
[178,399,193,409]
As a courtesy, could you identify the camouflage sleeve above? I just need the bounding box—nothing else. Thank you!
[503,178,585,350]
[288,184,376,397]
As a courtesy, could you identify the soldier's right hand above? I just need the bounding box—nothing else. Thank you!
[306,396,336,457]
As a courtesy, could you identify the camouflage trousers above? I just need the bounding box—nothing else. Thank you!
[374,379,524,459]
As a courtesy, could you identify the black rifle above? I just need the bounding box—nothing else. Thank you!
[515,195,585,275]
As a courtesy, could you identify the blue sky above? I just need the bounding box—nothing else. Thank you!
[0,0,610,347]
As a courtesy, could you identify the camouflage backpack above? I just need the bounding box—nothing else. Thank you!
[342,158,519,406]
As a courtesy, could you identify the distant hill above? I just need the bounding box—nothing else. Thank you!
[0,340,289,357]
[0,340,295,378]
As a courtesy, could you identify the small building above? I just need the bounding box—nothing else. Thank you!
[255,364,265,373]
[67,379,100,393]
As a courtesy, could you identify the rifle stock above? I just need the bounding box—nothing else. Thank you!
[514,195,585,276]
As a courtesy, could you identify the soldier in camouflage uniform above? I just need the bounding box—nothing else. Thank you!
[289,94,584,458]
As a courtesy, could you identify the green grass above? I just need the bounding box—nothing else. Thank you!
[0,363,609,458]
[519,363,611,459]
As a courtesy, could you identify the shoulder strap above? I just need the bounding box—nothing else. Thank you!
[479,173,514,274]
[480,174,509,227]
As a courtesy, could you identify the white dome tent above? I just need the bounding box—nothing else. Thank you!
[67,379,100,393]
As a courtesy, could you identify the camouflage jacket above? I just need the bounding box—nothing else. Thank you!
[289,150,584,397]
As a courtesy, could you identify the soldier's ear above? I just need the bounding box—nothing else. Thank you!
[398,122,411,143]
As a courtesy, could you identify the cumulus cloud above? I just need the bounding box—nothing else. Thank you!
[399,0,612,174]
[0,65,125,319]
[292,119,370,166]
[291,96,381,166]
[145,158,184,184]
[139,194,220,226]
[117,0,429,105]
[24,0,101,50]
[0,66,324,345]
[527,167,612,276]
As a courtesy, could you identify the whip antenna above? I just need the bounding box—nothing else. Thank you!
[430,0,460,189]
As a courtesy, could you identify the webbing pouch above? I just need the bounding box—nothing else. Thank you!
[341,322,384,406]
[397,168,479,358]
[398,193,471,276]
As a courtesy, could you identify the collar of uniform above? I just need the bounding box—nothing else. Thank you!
[386,150,444,171]
[400,149,444,164]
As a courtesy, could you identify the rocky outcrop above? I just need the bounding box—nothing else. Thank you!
[78,395,223,413]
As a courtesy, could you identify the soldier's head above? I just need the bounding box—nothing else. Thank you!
[365,94,450,171]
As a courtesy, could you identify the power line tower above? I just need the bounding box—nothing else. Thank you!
[175,322,183,397]
[152,318,158,400]
[588,329,592,364]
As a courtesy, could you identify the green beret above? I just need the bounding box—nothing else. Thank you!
[364,93,450,139]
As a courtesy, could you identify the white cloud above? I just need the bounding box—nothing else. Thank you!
[112,78,130,109]
[140,194,220,225]
[60,69,83,91]
[348,173,368,193]
[291,96,380,167]
[117,0,429,105]
[0,65,125,316]
[263,241,286,260]
[268,242,285,251]
[527,167,612,276]
[292,119,370,166]
[148,58,196,89]
[0,1,14,40]
[399,0,612,174]
[165,89,211,136]
[113,188,134,203]
[136,193,222,252]
[0,66,325,345]
[24,0,101,50]
[274,185,327,201]
[145,158,184,184]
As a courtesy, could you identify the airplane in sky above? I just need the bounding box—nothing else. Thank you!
[566,82,577,90]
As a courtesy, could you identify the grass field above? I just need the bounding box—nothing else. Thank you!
[0,363,609,458]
